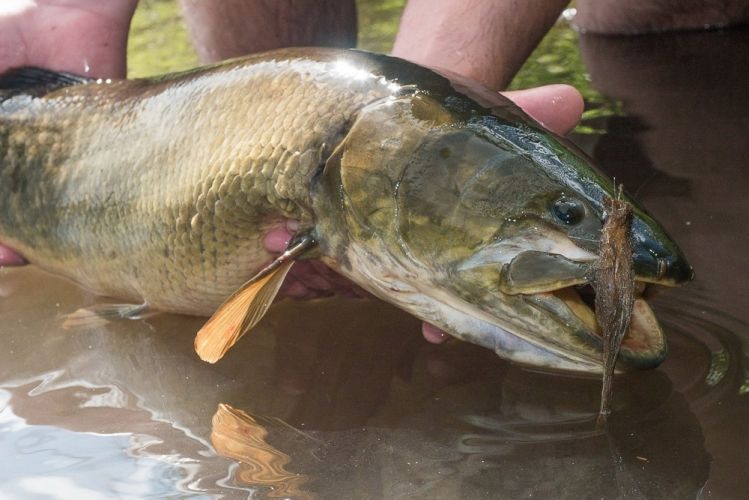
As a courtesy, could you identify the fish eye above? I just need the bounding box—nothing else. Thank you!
[552,197,586,225]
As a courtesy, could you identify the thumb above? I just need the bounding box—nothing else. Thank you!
[503,84,584,136]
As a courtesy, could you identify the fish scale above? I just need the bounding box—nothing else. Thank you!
[0,50,392,315]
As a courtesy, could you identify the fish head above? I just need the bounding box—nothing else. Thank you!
[312,91,692,374]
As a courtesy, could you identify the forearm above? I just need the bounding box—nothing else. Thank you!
[392,0,569,90]
[179,0,357,63]
[0,0,138,77]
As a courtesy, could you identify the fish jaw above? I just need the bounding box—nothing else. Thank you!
[313,219,665,374]
[444,224,672,373]
[315,225,670,374]
[452,270,669,373]
[314,234,602,373]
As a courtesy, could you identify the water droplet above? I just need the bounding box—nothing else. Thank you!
[561,8,577,22]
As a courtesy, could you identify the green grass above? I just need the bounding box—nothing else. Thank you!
[357,0,406,53]
[127,0,197,78]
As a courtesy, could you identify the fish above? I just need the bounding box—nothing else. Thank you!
[0,48,693,373]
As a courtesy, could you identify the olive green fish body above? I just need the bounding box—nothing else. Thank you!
[0,48,692,373]
[0,50,394,314]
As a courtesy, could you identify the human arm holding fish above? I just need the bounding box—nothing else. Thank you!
[177,0,358,60]
[393,0,585,136]
[393,0,569,91]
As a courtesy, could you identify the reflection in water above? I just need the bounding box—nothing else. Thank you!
[448,368,708,499]
[0,408,173,499]
[656,289,747,401]
[0,374,248,498]
[211,403,310,498]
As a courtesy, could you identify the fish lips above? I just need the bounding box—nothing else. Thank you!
[631,218,694,285]
[498,251,591,295]
[495,250,671,371]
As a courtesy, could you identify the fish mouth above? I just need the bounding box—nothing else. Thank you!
[488,248,671,371]
[433,270,666,373]
[451,242,677,372]
[523,282,666,370]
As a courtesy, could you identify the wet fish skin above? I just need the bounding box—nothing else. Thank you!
[0,48,692,373]
[308,53,691,372]
[0,49,397,314]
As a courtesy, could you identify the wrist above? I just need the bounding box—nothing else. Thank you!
[392,0,568,90]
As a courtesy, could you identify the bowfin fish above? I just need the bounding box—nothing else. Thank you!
[0,48,693,373]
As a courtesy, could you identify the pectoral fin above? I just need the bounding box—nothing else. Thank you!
[194,235,316,363]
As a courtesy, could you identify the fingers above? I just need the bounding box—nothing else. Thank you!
[503,84,584,136]
[0,244,26,266]
[262,224,295,253]
[422,322,449,344]
[263,220,368,300]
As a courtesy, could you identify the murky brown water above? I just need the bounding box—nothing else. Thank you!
[2,13,749,500]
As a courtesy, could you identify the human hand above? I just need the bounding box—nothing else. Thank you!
[0,0,136,76]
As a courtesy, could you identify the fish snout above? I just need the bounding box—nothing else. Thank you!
[632,220,694,285]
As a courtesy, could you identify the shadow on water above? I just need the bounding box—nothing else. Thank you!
[2,5,749,500]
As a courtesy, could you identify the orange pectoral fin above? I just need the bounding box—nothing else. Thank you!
[194,234,316,364]
[194,260,294,363]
